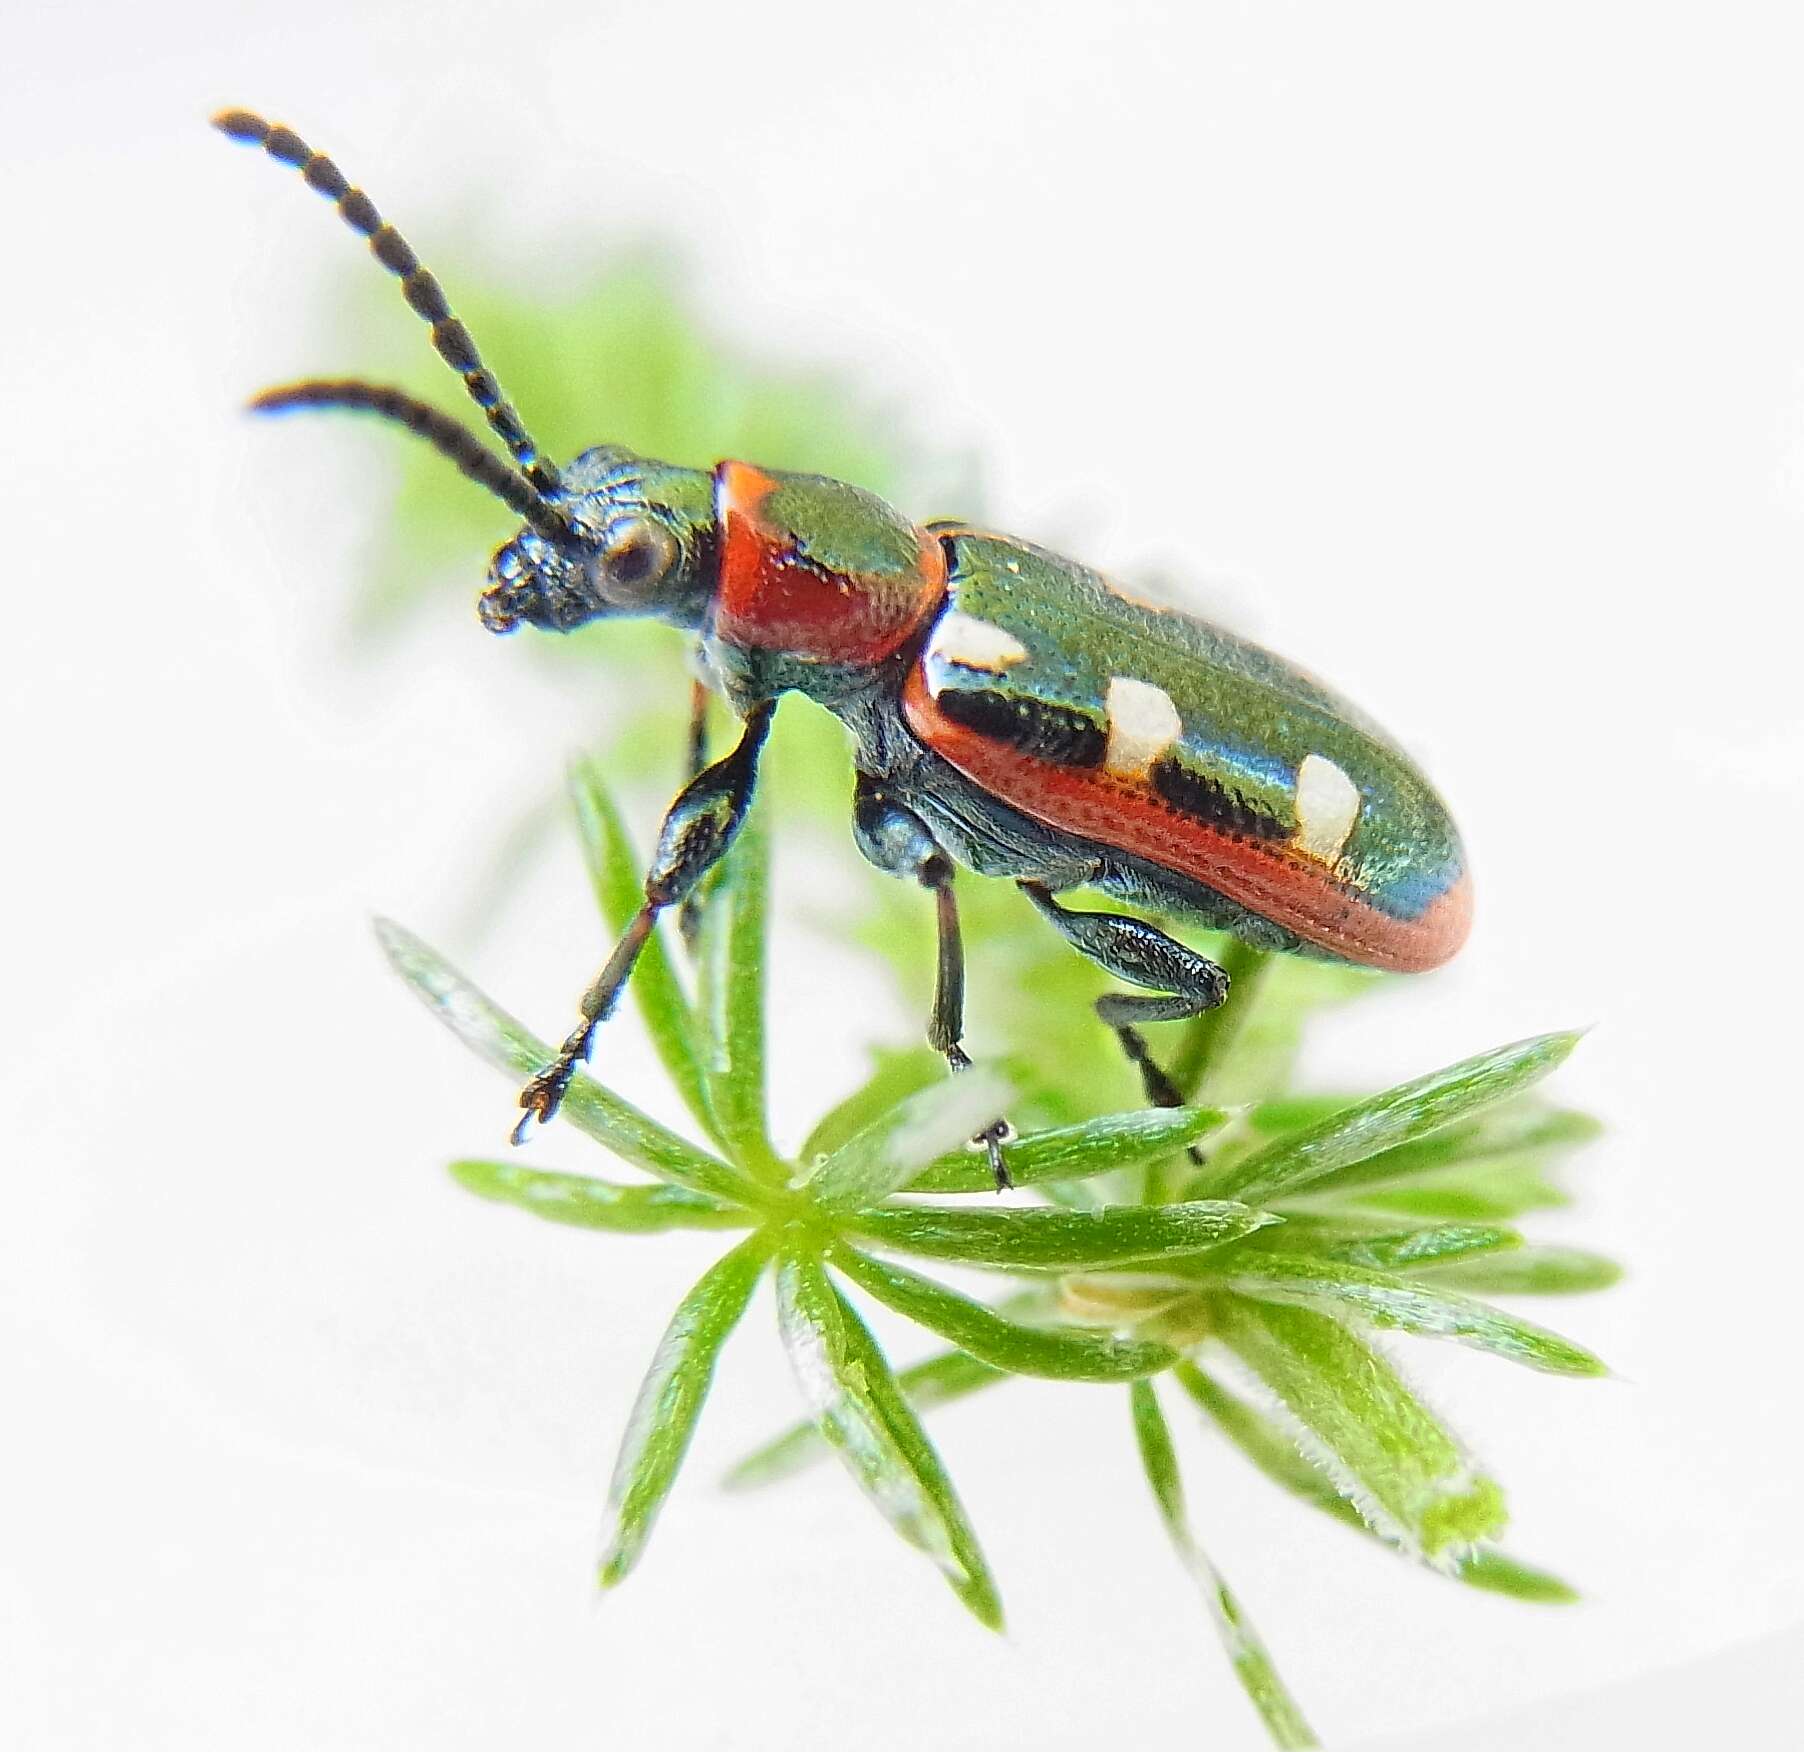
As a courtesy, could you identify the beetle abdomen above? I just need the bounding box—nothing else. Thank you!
[711,461,946,664]
[901,531,1472,973]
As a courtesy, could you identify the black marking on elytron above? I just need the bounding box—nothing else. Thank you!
[1150,755,1289,843]
[934,688,1108,768]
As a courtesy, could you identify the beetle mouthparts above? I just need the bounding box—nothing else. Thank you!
[477,587,523,635]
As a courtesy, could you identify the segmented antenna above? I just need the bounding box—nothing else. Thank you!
[213,108,566,506]
[251,380,571,539]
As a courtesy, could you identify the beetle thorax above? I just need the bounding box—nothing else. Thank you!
[709,462,946,665]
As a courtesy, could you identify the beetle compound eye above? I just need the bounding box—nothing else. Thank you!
[601,519,678,597]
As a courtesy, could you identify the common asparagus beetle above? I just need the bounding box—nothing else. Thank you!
[217,110,1471,1184]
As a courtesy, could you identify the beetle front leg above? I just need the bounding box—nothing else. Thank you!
[677,666,714,954]
[514,699,776,1142]
[852,776,1012,1187]
[1018,881,1227,1145]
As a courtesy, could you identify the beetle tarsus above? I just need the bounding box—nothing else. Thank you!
[1115,1024,1205,1164]
[514,1063,573,1140]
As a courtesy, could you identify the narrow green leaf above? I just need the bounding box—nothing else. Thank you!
[1413,1246,1624,1297]
[798,1047,946,1166]
[1248,1093,1596,1151]
[1130,1380,1319,1749]
[1201,1031,1583,1206]
[1288,1103,1603,1198]
[831,1246,1176,1382]
[1241,1093,1359,1136]
[801,1066,1014,1210]
[375,918,760,1206]
[1324,1224,1520,1271]
[599,1233,770,1586]
[848,1198,1277,1271]
[1210,1298,1507,1562]
[1220,1255,1607,1376]
[694,793,781,1178]
[1454,1549,1584,1604]
[1173,1362,1576,1603]
[909,1105,1230,1195]
[449,1160,751,1233]
[773,1244,1004,1629]
[1326,1157,1571,1221]
[1244,1217,1523,1272]
[725,1347,1007,1491]
[567,758,718,1144]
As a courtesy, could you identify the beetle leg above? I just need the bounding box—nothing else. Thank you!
[684,669,712,784]
[676,667,713,954]
[514,700,776,1142]
[852,776,1012,1188]
[1018,881,1227,1151]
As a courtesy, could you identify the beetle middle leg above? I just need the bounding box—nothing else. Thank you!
[852,775,1012,1188]
[1018,881,1227,1148]
[514,699,775,1141]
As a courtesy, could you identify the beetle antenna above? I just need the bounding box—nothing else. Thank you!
[250,379,571,540]
[213,108,566,508]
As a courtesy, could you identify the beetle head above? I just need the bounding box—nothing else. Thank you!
[479,447,718,637]
[218,111,718,646]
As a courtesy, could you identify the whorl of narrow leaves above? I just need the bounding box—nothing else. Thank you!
[386,751,1615,1750]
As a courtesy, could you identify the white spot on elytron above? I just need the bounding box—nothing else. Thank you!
[928,610,1028,676]
[1104,676,1183,776]
[1293,753,1361,862]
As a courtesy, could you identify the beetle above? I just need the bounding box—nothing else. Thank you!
[216,110,1471,1183]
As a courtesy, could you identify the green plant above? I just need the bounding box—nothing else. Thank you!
[380,755,1612,1751]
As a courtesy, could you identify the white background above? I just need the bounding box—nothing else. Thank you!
[5,3,1803,1746]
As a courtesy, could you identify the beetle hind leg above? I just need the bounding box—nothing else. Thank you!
[853,775,1012,1188]
[1018,881,1227,1155]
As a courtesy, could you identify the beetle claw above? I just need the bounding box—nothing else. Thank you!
[513,1064,573,1144]
[974,1118,1015,1191]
